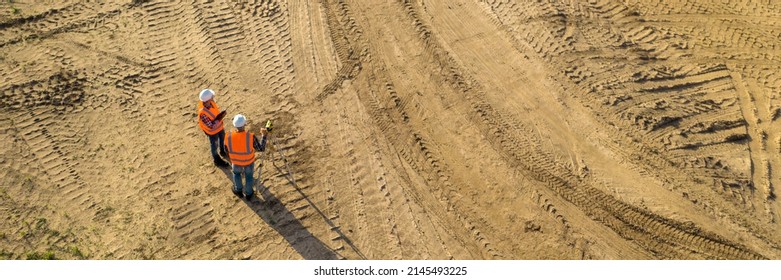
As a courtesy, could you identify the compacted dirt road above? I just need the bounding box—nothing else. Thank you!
[1,0,780,259]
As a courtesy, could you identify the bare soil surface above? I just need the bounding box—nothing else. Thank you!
[1,0,780,259]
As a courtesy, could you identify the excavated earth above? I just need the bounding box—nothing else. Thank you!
[1,0,780,259]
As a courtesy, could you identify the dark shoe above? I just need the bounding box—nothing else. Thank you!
[214,159,229,167]
[233,190,243,198]
[244,193,255,201]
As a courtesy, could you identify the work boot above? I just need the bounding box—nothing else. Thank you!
[233,190,244,198]
[214,158,229,167]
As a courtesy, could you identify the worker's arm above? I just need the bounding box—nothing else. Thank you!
[253,130,268,152]
[224,134,230,151]
[199,112,221,130]
[215,110,227,120]
[253,135,267,152]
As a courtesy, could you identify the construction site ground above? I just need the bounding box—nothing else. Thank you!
[1,0,780,259]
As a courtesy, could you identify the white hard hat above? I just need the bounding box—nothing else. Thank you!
[199,89,214,101]
[233,114,246,127]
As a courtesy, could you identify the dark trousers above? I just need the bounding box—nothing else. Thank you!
[232,162,255,197]
[207,130,226,161]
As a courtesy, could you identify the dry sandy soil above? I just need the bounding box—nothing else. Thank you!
[1,0,780,260]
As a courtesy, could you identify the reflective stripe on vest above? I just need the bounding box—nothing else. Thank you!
[197,101,224,135]
[227,131,255,166]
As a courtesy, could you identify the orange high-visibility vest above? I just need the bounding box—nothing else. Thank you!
[225,130,256,166]
[197,100,224,135]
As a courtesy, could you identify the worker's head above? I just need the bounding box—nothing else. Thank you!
[199,89,214,106]
[233,114,247,130]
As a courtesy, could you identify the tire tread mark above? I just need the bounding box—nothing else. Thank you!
[396,0,765,260]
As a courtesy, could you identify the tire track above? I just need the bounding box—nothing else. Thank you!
[731,66,781,222]
[0,2,73,30]
[137,0,186,202]
[287,0,336,100]
[0,73,119,260]
[137,1,230,257]
[197,1,247,57]
[624,0,781,18]
[168,199,217,245]
[321,0,503,259]
[328,101,383,258]
[314,0,362,102]
[1,2,154,254]
[482,0,781,247]
[533,190,570,227]
[314,109,365,260]
[317,93,438,259]
[369,147,430,259]
[480,0,575,61]
[0,71,86,111]
[1,72,95,213]
[336,93,406,259]
[0,2,132,48]
[231,0,297,103]
[397,0,764,259]
[730,67,778,222]
[651,21,781,56]
[576,3,779,230]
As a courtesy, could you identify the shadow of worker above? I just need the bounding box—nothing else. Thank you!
[218,165,340,260]
[243,182,341,260]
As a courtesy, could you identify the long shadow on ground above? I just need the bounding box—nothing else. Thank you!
[219,158,364,260]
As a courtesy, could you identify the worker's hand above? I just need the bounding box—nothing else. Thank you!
[260,127,268,135]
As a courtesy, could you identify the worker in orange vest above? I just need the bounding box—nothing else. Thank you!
[224,114,268,199]
[197,89,229,167]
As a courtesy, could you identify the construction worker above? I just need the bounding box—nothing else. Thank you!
[197,89,229,167]
[224,114,268,199]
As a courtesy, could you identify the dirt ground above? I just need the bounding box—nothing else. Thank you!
[1,0,780,260]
